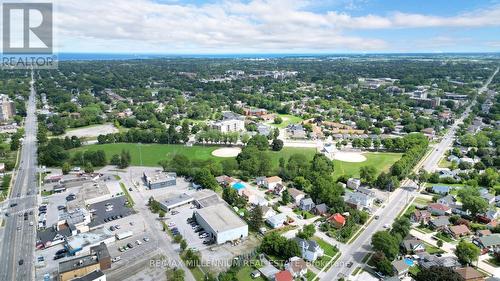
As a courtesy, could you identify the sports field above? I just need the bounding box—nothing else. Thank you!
[332,152,402,180]
[70,143,401,178]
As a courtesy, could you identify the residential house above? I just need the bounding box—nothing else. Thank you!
[288,188,305,205]
[274,270,293,281]
[429,216,451,230]
[328,213,346,229]
[286,124,307,139]
[0,162,4,173]
[257,176,283,191]
[418,253,460,269]
[273,184,286,195]
[261,206,277,219]
[428,203,451,216]
[447,224,471,238]
[484,209,500,221]
[401,236,426,254]
[454,267,485,281]
[299,198,315,211]
[266,213,288,229]
[432,185,452,195]
[314,203,328,216]
[392,259,410,278]
[346,178,361,189]
[294,238,324,262]
[285,257,308,278]
[482,193,496,205]
[437,195,457,207]
[344,191,374,211]
[477,229,492,237]
[473,234,500,253]
[411,210,431,224]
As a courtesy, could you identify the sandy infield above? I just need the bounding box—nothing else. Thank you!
[333,151,367,162]
[211,147,242,157]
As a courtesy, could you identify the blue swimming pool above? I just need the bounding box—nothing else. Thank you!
[404,258,414,266]
[232,182,246,190]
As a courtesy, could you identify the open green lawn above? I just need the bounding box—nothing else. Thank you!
[70,144,400,180]
[269,114,304,128]
[235,266,265,281]
[312,236,339,257]
[333,152,402,180]
[70,143,317,170]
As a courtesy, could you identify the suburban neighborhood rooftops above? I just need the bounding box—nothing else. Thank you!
[448,224,471,236]
[328,213,346,225]
[392,259,409,273]
[475,234,500,247]
[195,203,247,232]
[275,270,293,281]
[193,189,221,208]
[266,176,282,183]
[288,188,305,198]
[430,216,450,227]
[428,203,451,211]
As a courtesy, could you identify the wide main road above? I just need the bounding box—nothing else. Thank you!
[0,70,39,281]
[319,66,499,281]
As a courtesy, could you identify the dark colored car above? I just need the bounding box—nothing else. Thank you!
[55,249,68,255]
[53,255,64,260]
[10,203,18,208]
[18,259,24,265]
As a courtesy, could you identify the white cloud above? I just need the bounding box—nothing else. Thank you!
[52,0,500,52]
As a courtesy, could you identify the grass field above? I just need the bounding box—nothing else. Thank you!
[235,265,265,281]
[70,143,317,170]
[70,143,401,180]
[333,152,402,180]
[269,114,304,128]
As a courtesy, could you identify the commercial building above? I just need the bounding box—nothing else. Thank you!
[194,203,248,244]
[58,255,100,281]
[143,171,176,189]
[65,228,115,255]
[0,95,15,121]
[159,193,194,212]
[72,270,106,281]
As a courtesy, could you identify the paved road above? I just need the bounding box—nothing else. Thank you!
[319,66,499,281]
[0,71,39,281]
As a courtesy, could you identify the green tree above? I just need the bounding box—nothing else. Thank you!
[249,205,264,230]
[297,224,316,239]
[84,162,94,173]
[360,165,377,184]
[371,231,400,260]
[62,162,71,175]
[415,266,464,281]
[455,240,480,266]
[271,139,284,151]
[180,239,188,252]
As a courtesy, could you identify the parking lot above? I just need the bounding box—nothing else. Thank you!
[166,204,210,251]
[88,196,135,227]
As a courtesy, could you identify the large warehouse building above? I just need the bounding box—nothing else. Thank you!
[194,203,248,245]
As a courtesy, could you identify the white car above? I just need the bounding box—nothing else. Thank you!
[383,224,390,229]
[135,240,142,245]
[112,256,121,263]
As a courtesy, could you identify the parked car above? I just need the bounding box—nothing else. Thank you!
[143,237,150,242]
[135,240,142,245]
[55,249,68,255]
[10,203,18,208]
[18,259,24,265]
[53,255,64,260]
[127,243,134,248]
[112,256,121,262]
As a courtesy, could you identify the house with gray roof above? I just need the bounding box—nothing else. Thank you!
[299,198,315,211]
[294,238,324,261]
[429,216,450,230]
[473,234,500,251]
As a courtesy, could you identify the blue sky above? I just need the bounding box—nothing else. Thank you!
[53,0,500,53]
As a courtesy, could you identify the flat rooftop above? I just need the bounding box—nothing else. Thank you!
[196,203,247,232]
[59,254,99,274]
[162,193,193,208]
[144,171,176,184]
